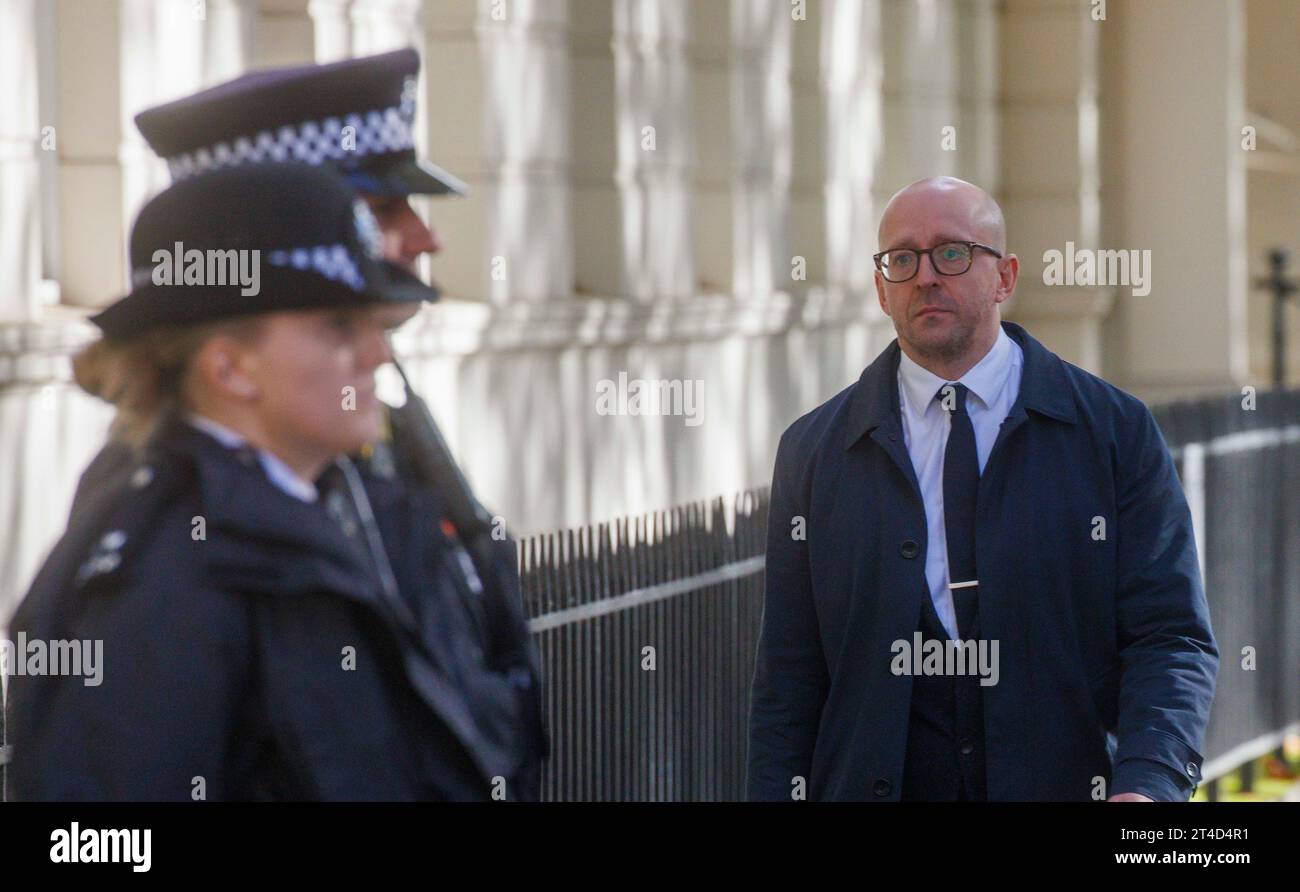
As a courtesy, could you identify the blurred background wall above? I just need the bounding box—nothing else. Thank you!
[2,0,1298,618]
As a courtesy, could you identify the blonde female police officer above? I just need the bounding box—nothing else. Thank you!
[8,163,538,801]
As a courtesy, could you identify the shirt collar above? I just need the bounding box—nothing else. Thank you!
[186,414,319,503]
[898,324,1015,413]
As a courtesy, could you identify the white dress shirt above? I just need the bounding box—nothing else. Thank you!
[187,414,319,503]
[897,325,1024,639]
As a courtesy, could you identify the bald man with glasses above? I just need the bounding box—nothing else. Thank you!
[746,176,1217,802]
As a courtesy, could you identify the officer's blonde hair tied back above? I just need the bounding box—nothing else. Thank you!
[73,317,265,449]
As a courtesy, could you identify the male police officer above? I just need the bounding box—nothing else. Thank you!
[137,47,461,270]
[58,50,547,797]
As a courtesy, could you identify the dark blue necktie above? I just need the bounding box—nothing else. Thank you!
[937,382,979,640]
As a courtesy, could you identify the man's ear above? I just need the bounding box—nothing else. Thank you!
[874,270,890,316]
[994,253,1019,305]
[192,335,259,402]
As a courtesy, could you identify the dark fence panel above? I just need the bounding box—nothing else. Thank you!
[1155,387,1300,779]
[520,492,767,802]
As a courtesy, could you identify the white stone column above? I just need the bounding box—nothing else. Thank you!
[421,0,571,304]
[202,0,256,82]
[1104,0,1248,397]
[822,0,884,295]
[789,0,826,290]
[953,0,998,189]
[999,0,1111,371]
[688,0,732,294]
[730,0,793,300]
[254,0,316,66]
[619,0,695,302]
[879,0,960,190]
[55,0,129,306]
[691,0,798,299]
[571,0,694,301]
[349,0,420,52]
[309,0,352,61]
[0,0,43,321]
[35,0,60,302]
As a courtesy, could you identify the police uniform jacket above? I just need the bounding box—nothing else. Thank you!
[8,417,544,801]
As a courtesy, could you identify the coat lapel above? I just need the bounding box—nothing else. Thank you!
[843,338,923,500]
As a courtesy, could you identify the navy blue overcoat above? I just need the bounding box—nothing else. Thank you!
[747,321,1218,801]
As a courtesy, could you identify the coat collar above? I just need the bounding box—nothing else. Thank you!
[186,413,320,503]
[844,319,1077,451]
[153,419,379,600]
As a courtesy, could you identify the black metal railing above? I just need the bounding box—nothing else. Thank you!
[1154,387,1300,792]
[519,492,768,802]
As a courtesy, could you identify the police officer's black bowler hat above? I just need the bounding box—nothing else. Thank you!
[134,48,466,198]
[91,163,438,341]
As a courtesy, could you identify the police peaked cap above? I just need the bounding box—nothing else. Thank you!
[134,48,467,198]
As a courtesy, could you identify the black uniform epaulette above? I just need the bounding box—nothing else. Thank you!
[70,447,194,594]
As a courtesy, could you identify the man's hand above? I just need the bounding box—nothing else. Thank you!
[1108,792,1155,802]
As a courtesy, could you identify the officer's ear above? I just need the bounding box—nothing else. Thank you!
[190,331,260,403]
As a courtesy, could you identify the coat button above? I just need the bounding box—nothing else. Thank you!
[1185,762,1197,777]
[899,540,919,559]
[101,529,127,551]
[959,739,975,756]
[130,465,154,489]
[872,779,892,797]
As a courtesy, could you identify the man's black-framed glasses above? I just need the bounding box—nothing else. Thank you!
[873,241,1003,283]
